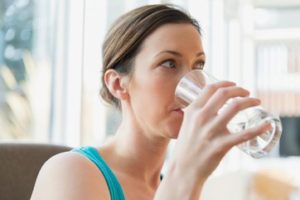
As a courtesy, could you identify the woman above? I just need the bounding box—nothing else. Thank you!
[31,4,271,200]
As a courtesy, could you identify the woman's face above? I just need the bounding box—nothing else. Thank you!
[127,23,205,139]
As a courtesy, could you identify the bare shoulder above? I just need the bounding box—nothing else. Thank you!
[30,151,110,200]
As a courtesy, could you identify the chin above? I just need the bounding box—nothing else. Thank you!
[160,112,183,139]
[164,124,181,139]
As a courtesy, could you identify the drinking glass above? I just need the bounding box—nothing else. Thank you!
[175,69,282,158]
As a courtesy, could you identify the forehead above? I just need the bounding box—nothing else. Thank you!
[140,23,203,53]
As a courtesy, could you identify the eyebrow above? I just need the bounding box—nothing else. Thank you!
[155,50,205,58]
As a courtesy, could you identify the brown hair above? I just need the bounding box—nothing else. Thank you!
[100,4,201,108]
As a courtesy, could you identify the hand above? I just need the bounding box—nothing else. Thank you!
[172,81,271,181]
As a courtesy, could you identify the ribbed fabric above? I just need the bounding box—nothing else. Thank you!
[72,146,125,200]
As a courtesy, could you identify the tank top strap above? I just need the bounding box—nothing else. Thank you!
[72,146,125,200]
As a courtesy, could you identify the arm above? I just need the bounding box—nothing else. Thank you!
[155,161,205,200]
[30,152,110,200]
[154,81,272,200]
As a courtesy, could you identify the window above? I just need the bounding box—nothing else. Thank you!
[0,0,38,141]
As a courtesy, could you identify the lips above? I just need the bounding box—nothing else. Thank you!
[173,108,184,115]
[174,108,182,111]
[170,102,184,114]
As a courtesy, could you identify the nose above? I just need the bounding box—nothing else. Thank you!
[179,67,195,79]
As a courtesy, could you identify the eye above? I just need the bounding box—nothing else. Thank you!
[193,60,205,70]
[160,59,177,69]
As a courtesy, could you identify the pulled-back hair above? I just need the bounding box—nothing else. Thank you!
[101,4,201,108]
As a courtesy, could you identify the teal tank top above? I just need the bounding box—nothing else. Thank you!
[72,146,125,200]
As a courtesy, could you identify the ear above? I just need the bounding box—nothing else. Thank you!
[104,69,129,100]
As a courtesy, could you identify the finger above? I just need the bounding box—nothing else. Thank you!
[212,97,261,129]
[218,122,272,152]
[202,86,250,117]
[189,81,236,109]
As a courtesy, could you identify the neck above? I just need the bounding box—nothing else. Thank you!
[104,111,170,189]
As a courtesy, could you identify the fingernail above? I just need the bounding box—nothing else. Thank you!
[228,81,236,85]
[263,122,272,131]
[255,99,261,104]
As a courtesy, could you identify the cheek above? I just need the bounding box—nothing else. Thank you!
[133,81,169,112]
[129,74,184,138]
[129,76,174,118]
[131,74,174,103]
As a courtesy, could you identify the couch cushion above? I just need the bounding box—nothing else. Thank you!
[0,143,71,200]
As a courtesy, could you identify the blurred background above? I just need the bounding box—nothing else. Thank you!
[0,0,300,171]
